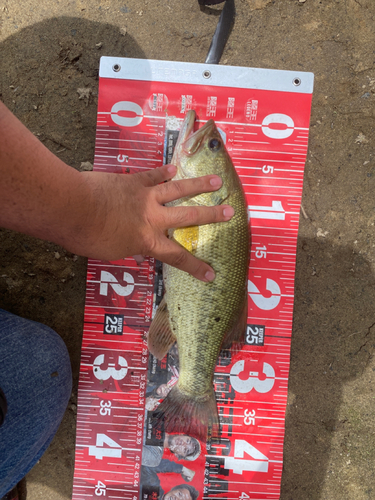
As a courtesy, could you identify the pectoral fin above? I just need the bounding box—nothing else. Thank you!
[147,297,177,360]
[193,185,230,207]
[221,292,248,350]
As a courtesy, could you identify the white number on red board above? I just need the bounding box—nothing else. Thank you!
[224,439,269,474]
[95,481,106,496]
[89,434,122,460]
[99,271,135,297]
[244,409,256,426]
[110,101,143,127]
[255,245,267,259]
[93,354,128,381]
[248,278,281,310]
[239,493,250,500]
[117,154,129,163]
[230,360,275,394]
[262,164,274,174]
[99,400,112,416]
[248,200,285,220]
[261,113,294,140]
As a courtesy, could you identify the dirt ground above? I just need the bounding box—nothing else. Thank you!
[1,0,375,499]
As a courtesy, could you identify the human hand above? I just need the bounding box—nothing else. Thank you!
[80,164,234,281]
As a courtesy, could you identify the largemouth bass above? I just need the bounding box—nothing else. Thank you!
[148,110,250,441]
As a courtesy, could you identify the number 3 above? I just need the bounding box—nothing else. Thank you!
[93,354,128,381]
[230,360,275,394]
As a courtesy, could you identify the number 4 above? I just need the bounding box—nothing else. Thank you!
[225,439,269,474]
[89,433,122,460]
[239,493,250,500]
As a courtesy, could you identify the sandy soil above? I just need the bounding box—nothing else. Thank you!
[1,0,375,499]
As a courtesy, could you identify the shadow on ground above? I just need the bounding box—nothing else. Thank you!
[282,236,375,499]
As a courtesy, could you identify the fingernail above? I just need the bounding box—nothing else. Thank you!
[223,206,235,220]
[210,176,222,188]
[204,270,216,282]
[168,165,177,175]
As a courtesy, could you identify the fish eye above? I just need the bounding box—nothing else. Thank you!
[209,138,221,151]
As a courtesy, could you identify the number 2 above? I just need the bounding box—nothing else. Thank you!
[248,278,281,311]
[99,271,134,297]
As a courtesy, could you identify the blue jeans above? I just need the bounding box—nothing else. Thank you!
[0,309,72,497]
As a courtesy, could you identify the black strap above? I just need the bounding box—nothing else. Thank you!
[198,0,226,4]
[198,0,235,65]
[0,386,7,427]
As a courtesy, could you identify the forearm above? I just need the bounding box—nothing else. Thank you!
[0,102,235,280]
[0,101,94,253]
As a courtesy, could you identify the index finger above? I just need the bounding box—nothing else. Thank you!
[155,174,222,204]
[152,237,216,282]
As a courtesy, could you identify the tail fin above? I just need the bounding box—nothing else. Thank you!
[152,385,219,442]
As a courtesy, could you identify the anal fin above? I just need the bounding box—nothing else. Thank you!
[147,297,177,360]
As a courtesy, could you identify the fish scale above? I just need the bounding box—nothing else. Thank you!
[166,210,248,396]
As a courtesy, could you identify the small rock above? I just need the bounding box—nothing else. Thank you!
[5,278,22,289]
[317,228,329,238]
[120,27,127,36]
[80,161,93,171]
[355,133,368,144]
[247,0,272,10]
[95,42,103,49]
[77,88,92,106]
[54,252,61,259]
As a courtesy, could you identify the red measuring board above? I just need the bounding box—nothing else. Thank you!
[72,57,314,500]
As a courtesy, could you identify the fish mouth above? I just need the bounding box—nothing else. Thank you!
[173,111,217,162]
[175,110,196,148]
